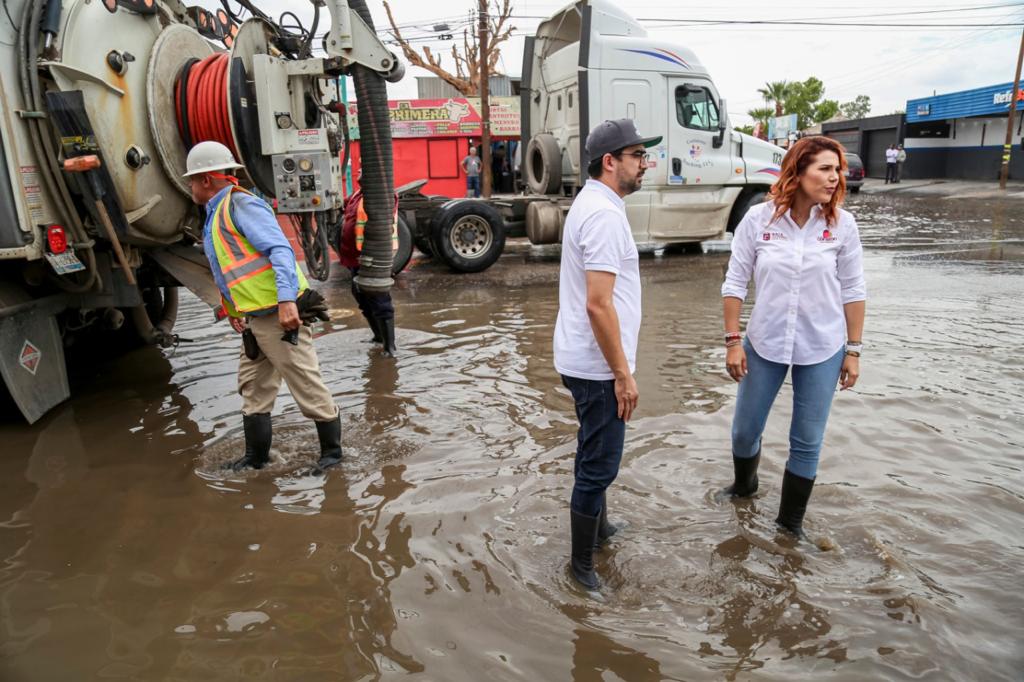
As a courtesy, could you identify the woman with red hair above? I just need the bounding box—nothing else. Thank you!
[719,135,867,538]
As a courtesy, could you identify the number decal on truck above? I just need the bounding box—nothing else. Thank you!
[772,152,783,165]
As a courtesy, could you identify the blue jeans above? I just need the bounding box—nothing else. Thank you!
[731,340,845,480]
[562,375,625,517]
[466,176,480,197]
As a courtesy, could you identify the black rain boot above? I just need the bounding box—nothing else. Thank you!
[720,448,761,499]
[365,314,383,344]
[314,415,343,471]
[378,317,396,357]
[229,413,272,471]
[776,468,815,537]
[570,509,601,589]
[596,491,619,547]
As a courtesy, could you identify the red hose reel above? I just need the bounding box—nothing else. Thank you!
[173,53,239,161]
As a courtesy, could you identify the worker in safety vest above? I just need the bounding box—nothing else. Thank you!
[338,172,398,356]
[184,141,342,472]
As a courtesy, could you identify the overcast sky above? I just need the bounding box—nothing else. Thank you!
[202,0,1024,125]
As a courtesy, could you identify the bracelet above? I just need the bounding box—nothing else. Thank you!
[845,350,861,358]
[725,338,742,348]
[724,332,742,341]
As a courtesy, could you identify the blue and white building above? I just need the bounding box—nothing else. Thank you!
[904,82,1023,181]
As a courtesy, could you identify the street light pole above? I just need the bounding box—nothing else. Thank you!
[478,0,492,198]
[999,27,1024,190]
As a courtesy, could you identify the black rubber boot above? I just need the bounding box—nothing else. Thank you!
[596,492,619,547]
[721,448,761,499]
[365,314,383,344]
[776,469,815,537]
[314,415,343,471]
[229,413,272,471]
[570,509,601,589]
[378,317,396,357]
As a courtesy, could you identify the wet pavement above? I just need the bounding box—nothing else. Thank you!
[1,192,1022,680]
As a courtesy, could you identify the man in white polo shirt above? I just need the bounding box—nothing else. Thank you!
[554,118,660,589]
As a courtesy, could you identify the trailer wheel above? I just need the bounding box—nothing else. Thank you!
[431,200,506,273]
[525,133,563,195]
[727,190,768,233]
[392,215,414,275]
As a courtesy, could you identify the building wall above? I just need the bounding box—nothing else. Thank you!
[903,115,1024,180]
[822,114,905,177]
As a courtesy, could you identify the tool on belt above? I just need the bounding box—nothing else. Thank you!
[280,289,331,345]
[242,328,261,360]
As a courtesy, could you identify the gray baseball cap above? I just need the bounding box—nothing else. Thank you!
[585,119,662,160]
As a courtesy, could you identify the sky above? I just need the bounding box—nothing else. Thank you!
[200,0,1024,126]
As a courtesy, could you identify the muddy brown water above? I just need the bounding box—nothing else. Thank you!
[1,193,1022,680]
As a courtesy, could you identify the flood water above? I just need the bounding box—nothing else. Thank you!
[2,192,1022,680]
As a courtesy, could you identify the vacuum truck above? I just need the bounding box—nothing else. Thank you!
[0,0,403,423]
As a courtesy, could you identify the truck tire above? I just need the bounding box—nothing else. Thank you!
[525,133,563,195]
[392,215,413,275]
[727,190,768,233]
[430,200,506,273]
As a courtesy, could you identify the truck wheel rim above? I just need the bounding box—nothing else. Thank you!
[449,216,493,259]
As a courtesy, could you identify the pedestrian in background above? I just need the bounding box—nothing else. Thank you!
[185,141,342,472]
[884,144,898,184]
[554,118,660,589]
[462,146,482,198]
[719,135,866,538]
[337,169,399,356]
[896,145,907,183]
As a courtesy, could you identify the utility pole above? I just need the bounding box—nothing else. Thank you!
[478,0,492,198]
[1000,27,1024,190]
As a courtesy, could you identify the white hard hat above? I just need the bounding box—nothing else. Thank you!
[183,141,243,177]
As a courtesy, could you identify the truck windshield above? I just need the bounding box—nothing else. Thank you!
[675,86,720,132]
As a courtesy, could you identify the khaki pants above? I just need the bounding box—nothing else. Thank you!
[238,313,337,421]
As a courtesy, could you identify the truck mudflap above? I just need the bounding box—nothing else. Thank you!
[0,296,69,424]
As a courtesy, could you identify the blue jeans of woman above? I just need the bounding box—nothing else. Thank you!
[562,375,625,517]
[731,340,845,480]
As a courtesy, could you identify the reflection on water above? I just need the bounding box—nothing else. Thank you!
[1,194,1023,680]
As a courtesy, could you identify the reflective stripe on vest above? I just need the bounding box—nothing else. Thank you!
[355,198,399,253]
[210,186,308,313]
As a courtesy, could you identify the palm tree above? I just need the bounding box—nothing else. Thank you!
[747,107,773,128]
[757,81,790,117]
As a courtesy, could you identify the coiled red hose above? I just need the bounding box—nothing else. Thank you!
[174,53,238,159]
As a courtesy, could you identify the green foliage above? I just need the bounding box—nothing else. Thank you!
[839,95,871,120]
[747,107,773,127]
[814,99,840,123]
[757,81,791,116]
[783,77,826,129]
[736,124,755,135]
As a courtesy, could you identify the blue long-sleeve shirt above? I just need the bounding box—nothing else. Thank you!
[203,185,301,314]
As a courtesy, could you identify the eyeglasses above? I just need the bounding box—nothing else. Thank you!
[614,150,654,164]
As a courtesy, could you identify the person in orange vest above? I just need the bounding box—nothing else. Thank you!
[338,171,398,356]
[184,141,342,472]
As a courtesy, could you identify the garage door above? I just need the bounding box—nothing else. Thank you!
[827,129,860,153]
[864,129,898,178]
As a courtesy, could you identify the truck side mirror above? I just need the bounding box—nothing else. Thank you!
[713,98,728,148]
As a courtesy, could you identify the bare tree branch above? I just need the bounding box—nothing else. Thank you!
[382,0,515,96]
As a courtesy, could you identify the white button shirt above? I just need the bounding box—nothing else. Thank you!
[554,180,642,380]
[721,200,867,366]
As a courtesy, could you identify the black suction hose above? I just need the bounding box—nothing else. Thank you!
[348,0,394,294]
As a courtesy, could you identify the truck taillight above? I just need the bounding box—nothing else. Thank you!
[47,225,68,254]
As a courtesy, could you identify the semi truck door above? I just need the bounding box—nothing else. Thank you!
[667,80,732,189]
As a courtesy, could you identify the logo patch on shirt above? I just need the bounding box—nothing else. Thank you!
[762,231,786,241]
[817,228,837,242]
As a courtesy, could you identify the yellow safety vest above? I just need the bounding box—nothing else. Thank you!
[355,197,399,253]
[210,186,308,315]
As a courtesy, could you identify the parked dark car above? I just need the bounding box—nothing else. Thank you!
[844,152,864,192]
